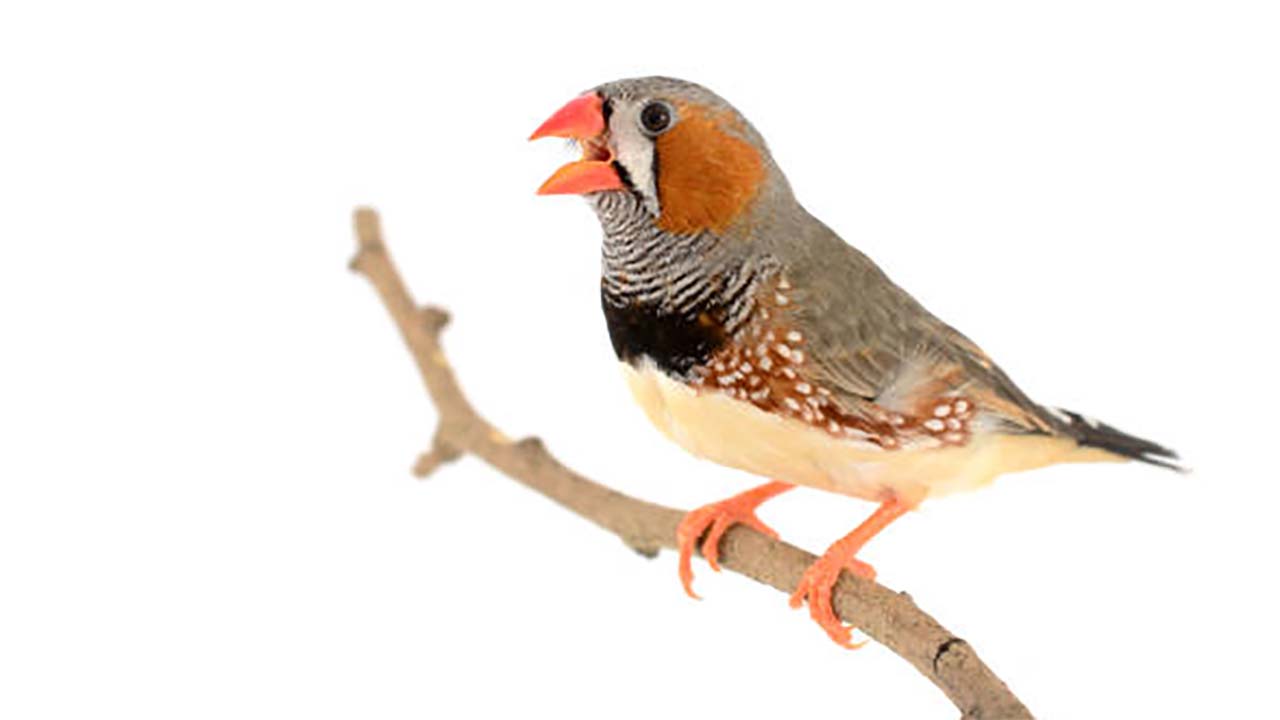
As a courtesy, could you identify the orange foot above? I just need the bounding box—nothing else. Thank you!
[677,481,793,598]
[789,497,913,648]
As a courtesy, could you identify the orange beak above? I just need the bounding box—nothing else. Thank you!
[529,92,624,195]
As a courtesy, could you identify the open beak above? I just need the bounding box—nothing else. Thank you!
[529,92,623,195]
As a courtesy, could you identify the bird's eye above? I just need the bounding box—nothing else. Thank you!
[639,101,674,135]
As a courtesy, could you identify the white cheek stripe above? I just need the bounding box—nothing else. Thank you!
[609,103,660,215]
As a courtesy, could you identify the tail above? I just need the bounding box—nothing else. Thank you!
[1048,408,1185,472]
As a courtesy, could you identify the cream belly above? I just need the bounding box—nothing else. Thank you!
[622,361,1119,504]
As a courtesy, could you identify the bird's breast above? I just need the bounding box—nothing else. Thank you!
[600,290,731,377]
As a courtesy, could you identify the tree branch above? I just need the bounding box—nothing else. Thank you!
[349,207,1033,720]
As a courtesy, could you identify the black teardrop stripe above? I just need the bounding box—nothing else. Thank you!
[600,287,730,377]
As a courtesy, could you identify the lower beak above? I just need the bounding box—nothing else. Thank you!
[529,92,624,195]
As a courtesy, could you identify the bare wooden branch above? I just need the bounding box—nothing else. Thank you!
[349,207,1033,720]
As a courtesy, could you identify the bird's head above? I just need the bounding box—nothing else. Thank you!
[530,76,791,236]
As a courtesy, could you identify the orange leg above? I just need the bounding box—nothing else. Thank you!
[677,481,794,599]
[788,497,913,648]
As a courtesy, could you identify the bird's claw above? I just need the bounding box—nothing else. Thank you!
[788,552,876,648]
[677,500,779,599]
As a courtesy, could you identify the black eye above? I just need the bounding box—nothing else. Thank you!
[639,101,673,135]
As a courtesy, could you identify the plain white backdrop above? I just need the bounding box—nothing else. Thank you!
[2,1,1277,717]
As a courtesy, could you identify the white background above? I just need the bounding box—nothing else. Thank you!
[2,1,1277,718]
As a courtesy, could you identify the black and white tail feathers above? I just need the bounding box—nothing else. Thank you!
[1047,408,1184,471]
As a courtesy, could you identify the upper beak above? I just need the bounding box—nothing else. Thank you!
[529,92,623,195]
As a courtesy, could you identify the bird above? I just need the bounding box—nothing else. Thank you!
[529,76,1180,647]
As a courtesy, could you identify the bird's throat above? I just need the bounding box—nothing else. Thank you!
[593,192,761,378]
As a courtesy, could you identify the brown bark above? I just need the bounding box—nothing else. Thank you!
[349,207,1033,719]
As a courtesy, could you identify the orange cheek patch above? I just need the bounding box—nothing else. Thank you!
[655,104,765,235]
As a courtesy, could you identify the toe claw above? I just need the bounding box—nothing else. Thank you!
[676,514,705,599]
[678,551,701,600]
[702,517,730,573]
[746,514,779,540]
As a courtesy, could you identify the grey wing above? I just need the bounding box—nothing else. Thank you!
[780,222,1058,435]
[769,217,1179,467]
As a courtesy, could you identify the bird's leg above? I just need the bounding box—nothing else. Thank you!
[789,496,913,648]
[677,481,794,598]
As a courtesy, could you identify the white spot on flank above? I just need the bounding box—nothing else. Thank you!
[934,404,952,417]
[954,400,970,413]
[784,397,802,411]
[842,425,871,440]
[786,330,803,343]
[781,367,797,379]
[924,418,946,432]
[946,418,962,430]
[775,293,790,306]
[795,382,812,395]
[790,350,805,364]
[777,278,791,290]
[758,356,773,371]
[775,344,793,359]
